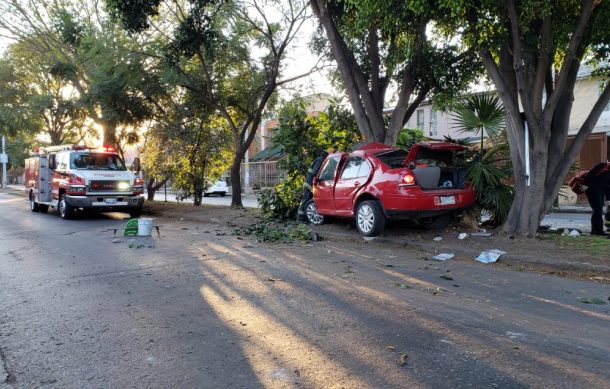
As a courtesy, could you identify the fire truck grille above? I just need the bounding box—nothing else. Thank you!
[89,180,130,192]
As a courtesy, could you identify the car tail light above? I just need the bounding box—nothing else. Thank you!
[132,177,144,195]
[403,174,415,185]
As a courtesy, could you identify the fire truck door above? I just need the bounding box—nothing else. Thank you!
[38,156,52,203]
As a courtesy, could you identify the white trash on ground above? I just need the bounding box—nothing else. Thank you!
[475,249,506,264]
[568,229,580,236]
[458,233,468,240]
[431,253,455,261]
[433,237,443,242]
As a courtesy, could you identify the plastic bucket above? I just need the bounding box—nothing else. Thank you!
[137,218,153,236]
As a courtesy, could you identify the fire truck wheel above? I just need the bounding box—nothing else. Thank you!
[58,194,74,219]
[129,207,142,218]
[39,204,49,213]
[30,193,40,212]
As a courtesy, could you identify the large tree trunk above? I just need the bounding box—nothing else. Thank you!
[230,157,243,208]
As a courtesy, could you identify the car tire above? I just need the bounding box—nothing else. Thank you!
[203,193,210,197]
[30,193,40,212]
[220,192,226,197]
[420,213,452,230]
[305,200,325,225]
[39,204,49,213]
[58,194,74,220]
[129,207,143,218]
[356,200,385,237]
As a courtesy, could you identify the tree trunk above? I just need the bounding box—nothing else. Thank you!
[146,177,168,201]
[230,158,243,208]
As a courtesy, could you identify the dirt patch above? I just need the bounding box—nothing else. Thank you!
[143,201,610,284]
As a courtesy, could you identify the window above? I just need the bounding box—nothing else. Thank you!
[56,153,69,171]
[340,157,370,180]
[429,111,438,136]
[416,109,425,129]
[318,157,340,181]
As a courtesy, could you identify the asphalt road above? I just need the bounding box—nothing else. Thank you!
[1,194,609,388]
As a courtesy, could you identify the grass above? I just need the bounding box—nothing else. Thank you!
[539,233,609,257]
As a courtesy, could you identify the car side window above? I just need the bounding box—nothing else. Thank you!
[341,157,363,180]
[358,159,371,178]
[318,157,340,182]
[57,153,68,171]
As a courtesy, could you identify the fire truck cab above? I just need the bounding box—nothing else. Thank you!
[25,145,144,219]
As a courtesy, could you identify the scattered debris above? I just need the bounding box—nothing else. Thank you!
[568,230,580,237]
[363,236,377,241]
[243,244,257,248]
[267,277,283,282]
[433,237,443,242]
[458,233,468,240]
[475,249,506,264]
[431,253,454,261]
[506,331,526,340]
[439,275,454,281]
[112,238,122,243]
[394,283,411,289]
[387,345,396,351]
[471,232,493,237]
[399,354,408,366]
[578,297,607,305]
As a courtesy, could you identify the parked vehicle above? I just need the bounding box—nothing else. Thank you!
[25,144,144,219]
[306,142,476,236]
[204,180,228,197]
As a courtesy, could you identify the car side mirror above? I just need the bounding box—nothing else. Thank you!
[408,162,416,170]
[131,157,141,172]
[312,177,318,185]
[48,154,56,169]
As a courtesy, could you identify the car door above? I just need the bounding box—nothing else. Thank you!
[313,156,341,214]
[333,156,371,214]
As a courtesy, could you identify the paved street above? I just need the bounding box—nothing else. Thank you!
[1,194,609,388]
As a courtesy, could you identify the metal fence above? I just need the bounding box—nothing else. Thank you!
[240,161,285,190]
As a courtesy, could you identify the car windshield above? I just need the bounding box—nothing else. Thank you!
[71,152,126,171]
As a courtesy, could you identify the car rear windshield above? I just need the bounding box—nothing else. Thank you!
[71,152,127,171]
[374,149,408,168]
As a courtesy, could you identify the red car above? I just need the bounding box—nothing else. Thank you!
[305,142,476,236]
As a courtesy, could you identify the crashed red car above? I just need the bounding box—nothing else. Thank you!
[305,142,476,236]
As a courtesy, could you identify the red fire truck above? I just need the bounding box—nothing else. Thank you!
[24,145,144,219]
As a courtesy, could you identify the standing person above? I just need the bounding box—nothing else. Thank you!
[584,161,610,236]
[297,150,328,222]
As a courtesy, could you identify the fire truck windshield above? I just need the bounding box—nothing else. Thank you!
[70,152,127,171]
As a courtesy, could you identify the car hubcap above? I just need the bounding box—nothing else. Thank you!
[357,204,374,233]
[306,203,323,224]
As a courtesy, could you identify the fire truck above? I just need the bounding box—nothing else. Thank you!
[24,145,144,219]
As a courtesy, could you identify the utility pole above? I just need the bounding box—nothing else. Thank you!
[1,135,8,189]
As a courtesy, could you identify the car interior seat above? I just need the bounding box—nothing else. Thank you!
[413,166,441,189]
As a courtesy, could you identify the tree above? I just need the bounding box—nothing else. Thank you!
[0,0,160,149]
[4,40,89,145]
[309,0,481,145]
[105,0,313,208]
[452,93,505,157]
[259,97,360,219]
[459,0,610,237]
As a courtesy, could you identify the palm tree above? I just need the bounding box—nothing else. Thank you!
[452,93,505,156]
[452,93,514,226]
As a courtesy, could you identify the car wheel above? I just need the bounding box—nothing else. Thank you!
[129,207,142,218]
[356,200,385,237]
[58,194,74,220]
[220,192,226,197]
[305,200,325,225]
[39,204,49,213]
[30,193,40,212]
[420,213,452,230]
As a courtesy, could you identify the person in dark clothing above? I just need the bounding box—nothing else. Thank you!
[297,151,328,222]
[584,162,610,236]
